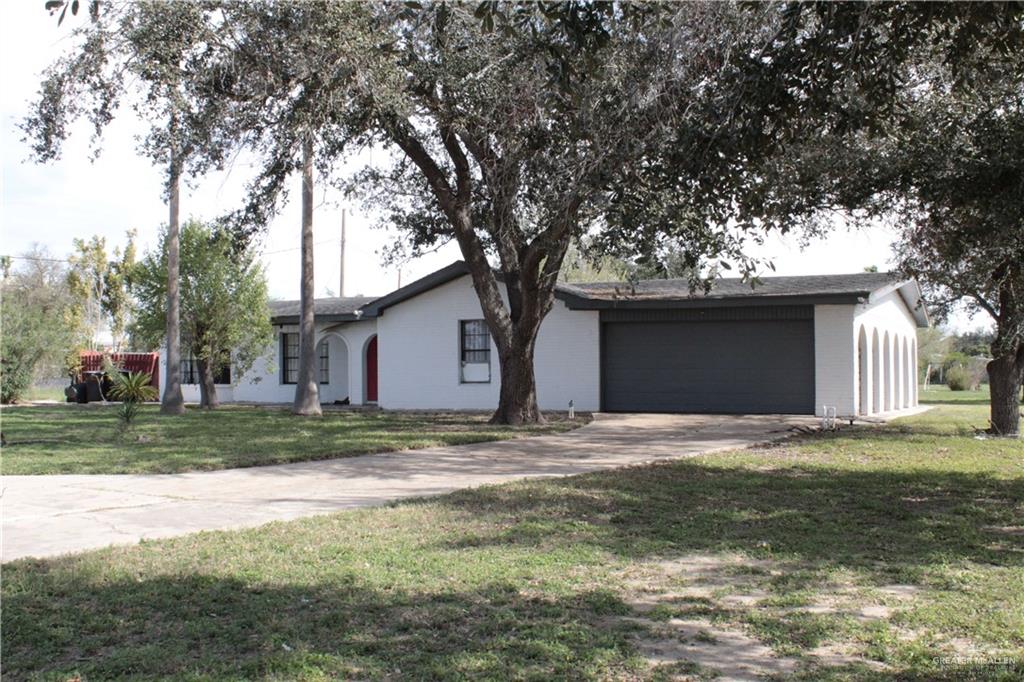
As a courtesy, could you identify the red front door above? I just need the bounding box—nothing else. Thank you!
[366,336,378,402]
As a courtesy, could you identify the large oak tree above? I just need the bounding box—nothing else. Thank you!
[732,2,1024,436]
[166,1,795,424]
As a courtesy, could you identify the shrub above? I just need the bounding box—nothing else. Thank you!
[108,371,158,431]
[945,366,973,391]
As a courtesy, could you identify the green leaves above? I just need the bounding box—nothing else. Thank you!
[0,247,80,403]
[130,219,273,389]
[108,371,158,404]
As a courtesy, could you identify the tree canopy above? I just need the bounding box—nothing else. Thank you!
[24,1,1024,425]
[131,219,273,409]
[159,2,808,422]
[0,247,79,403]
[728,3,1024,435]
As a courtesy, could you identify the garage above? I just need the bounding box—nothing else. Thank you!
[600,307,815,414]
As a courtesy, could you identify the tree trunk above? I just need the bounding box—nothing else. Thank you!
[196,356,220,410]
[987,353,1022,437]
[491,335,544,425]
[293,138,321,416]
[160,151,186,415]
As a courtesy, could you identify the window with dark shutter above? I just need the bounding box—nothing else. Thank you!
[318,339,329,384]
[282,333,299,384]
[180,355,199,385]
[181,353,231,384]
[459,319,491,383]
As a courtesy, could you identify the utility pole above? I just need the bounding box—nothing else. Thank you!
[339,208,346,298]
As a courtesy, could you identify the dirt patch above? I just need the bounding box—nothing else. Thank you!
[621,553,777,614]
[619,553,922,678]
[628,615,800,681]
[810,643,890,672]
[620,554,804,679]
[874,584,921,600]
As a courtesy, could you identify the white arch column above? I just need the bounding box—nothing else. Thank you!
[911,339,919,406]
[858,326,873,415]
[883,332,893,412]
[894,335,904,410]
[902,338,911,409]
[872,330,882,415]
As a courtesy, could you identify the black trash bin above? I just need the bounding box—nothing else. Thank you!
[83,371,105,402]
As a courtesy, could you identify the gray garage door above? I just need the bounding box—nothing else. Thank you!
[601,309,815,414]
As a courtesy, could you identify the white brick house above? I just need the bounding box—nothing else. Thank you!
[161,261,928,417]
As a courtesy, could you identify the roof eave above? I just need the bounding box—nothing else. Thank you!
[270,312,370,325]
[866,280,929,328]
[558,292,868,310]
[898,281,930,328]
[360,261,471,317]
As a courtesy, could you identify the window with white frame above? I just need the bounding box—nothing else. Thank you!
[459,319,491,383]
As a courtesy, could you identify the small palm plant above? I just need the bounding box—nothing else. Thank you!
[108,371,159,432]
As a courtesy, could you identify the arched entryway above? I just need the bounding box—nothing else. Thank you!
[316,333,350,403]
[364,335,378,403]
[858,325,871,415]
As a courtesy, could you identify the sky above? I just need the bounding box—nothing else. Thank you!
[0,3,986,332]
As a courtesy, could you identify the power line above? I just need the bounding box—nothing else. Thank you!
[4,238,345,263]
[0,254,73,263]
[260,239,337,256]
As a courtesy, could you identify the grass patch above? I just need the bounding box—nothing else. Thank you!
[17,384,67,402]
[0,404,586,475]
[2,405,1023,680]
[919,383,992,405]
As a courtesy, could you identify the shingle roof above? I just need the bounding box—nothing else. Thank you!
[268,263,927,327]
[558,272,898,301]
[269,296,378,323]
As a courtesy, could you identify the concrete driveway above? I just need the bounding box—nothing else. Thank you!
[2,413,814,561]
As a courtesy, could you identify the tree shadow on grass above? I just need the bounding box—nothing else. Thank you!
[1,570,641,681]
[3,460,1022,680]
[433,460,1024,573]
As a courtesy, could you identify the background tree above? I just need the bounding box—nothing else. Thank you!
[103,229,138,351]
[561,238,707,284]
[916,327,953,385]
[131,220,273,409]
[66,235,108,349]
[952,329,997,359]
[0,247,79,403]
[24,1,222,415]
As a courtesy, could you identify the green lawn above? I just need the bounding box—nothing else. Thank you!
[3,402,1022,680]
[18,384,67,402]
[919,383,992,406]
[0,404,584,475]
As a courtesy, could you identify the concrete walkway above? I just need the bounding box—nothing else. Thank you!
[2,413,815,561]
